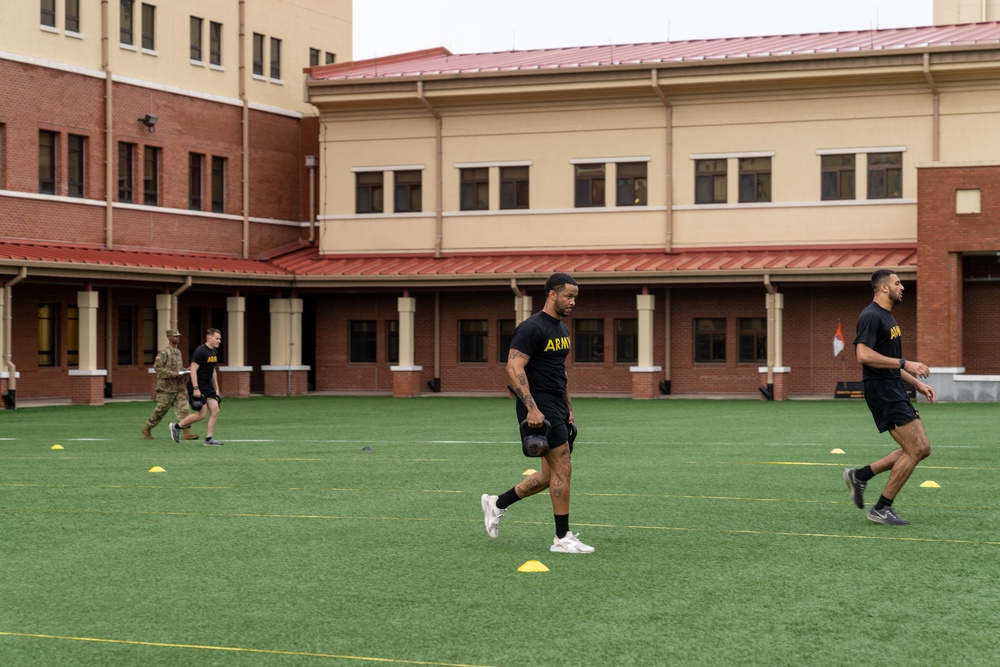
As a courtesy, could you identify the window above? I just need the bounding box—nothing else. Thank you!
[38,304,57,367]
[498,319,515,363]
[574,163,605,207]
[500,166,529,209]
[143,306,156,364]
[41,0,56,27]
[459,320,488,363]
[39,130,57,195]
[615,318,638,363]
[67,134,85,198]
[325,52,336,64]
[118,142,134,202]
[65,0,80,32]
[386,320,399,364]
[252,33,264,76]
[694,318,726,363]
[120,0,133,45]
[460,168,489,211]
[141,3,155,50]
[117,305,134,365]
[190,16,202,61]
[211,156,225,213]
[821,154,855,200]
[574,319,604,363]
[738,318,767,363]
[349,320,376,362]
[209,22,222,66]
[355,172,383,213]
[270,37,281,79]
[67,305,79,367]
[868,152,902,199]
[738,157,771,203]
[695,159,727,204]
[188,153,203,210]
[393,170,421,213]
[309,48,320,67]
[143,145,160,206]
[616,162,647,206]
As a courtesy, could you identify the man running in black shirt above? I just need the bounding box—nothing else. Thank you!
[843,270,935,525]
[171,328,224,446]
[482,272,594,553]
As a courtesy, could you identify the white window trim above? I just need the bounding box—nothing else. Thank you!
[690,151,775,160]
[351,165,425,173]
[816,146,907,155]
[570,156,651,164]
[454,160,533,169]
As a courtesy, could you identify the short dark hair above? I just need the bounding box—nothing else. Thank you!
[544,272,578,295]
[870,269,895,293]
[206,327,221,338]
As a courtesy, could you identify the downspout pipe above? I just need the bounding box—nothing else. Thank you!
[761,275,777,400]
[651,70,674,253]
[102,0,114,249]
[923,53,940,162]
[3,267,28,404]
[417,81,444,258]
[170,276,193,330]
[239,0,250,259]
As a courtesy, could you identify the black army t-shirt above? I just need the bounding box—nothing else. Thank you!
[509,311,570,395]
[854,302,902,382]
[191,344,221,390]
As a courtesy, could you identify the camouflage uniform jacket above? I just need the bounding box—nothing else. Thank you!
[154,345,187,393]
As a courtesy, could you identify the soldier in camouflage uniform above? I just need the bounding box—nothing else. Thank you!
[142,329,198,440]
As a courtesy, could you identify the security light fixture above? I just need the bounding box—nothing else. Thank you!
[138,114,158,132]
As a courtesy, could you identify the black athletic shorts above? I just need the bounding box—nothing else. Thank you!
[863,378,919,433]
[187,383,220,407]
[515,391,570,450]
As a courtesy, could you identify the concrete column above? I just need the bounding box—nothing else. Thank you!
[630,292,661,399]
[156,293,171,349]
[226,296,246,367]
[77,291,99,371]
[761,291,788,400]
[391,296,423,397]
[515,295,533,324]
[262,298,308,396]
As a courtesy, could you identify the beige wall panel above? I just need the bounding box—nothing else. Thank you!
[671,203,916,248]
[440,211,668,253]
[934,0,1000,24]
[321,218,437,253]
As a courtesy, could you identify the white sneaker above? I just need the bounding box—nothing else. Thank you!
[481,494,504,539]
[550,532,594,554]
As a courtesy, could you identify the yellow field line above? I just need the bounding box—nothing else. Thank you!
[0,631,493,666]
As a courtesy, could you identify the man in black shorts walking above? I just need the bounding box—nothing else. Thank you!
[171,328,224,446]
[843,269,935,525]
[481,272,593,553]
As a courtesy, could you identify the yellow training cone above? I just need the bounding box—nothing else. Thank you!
[50,444,64,450]
[830,448,845,455]
[919,480,941,488]
[522,469,537,476]
[149,466,166,473]
[518,560,549,573]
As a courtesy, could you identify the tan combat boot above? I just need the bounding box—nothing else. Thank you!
[141,425,154,440]
[182,427,199,440]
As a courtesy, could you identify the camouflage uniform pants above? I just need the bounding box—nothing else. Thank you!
[145,389,191,429]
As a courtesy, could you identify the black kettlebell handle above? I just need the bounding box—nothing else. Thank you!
[520,419,551,435]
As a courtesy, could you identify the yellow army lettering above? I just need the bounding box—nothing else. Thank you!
[543,337,571,352]
[889,325,901,340]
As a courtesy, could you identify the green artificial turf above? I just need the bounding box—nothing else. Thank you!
[2,396,998,666]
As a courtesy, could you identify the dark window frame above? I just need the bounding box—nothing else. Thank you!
[393,169,422,213]
[694,318,727,364]
[252,33,264,76]
[209,21,222,66]
[41,0,57,27]
[67,134,86,198]
[309,48,320,68]
[325,52,336,64]
[269,36,281,79]
[459,320,488,363]
[67,304,79,367]
[821,154,856,201]
[65,0,80,32]
[616,162,647,207]
[118,141,134,202]
[574,163,605,208]
[386,320,399,364]
[211,155,225,213]
[355,172,384,214]
[190,16,203,61]
[574,318,604,363]
[140,2,155,50]
[500,166,529,210]
[460,167,489,211]
[738,156,772,203]
[143,145,160,206]
[38,303,58,367]
[120,0,133,45]
[738,317,767,364]
[349,320,377,363]
[695,159,727,204]
[867,152,903,200]
[188,152,203,210]
[39,130,57,195]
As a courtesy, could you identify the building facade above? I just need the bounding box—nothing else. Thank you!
[2,1,999,406]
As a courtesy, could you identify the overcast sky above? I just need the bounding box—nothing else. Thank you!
[353,0,935,60]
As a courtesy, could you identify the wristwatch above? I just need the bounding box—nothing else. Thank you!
[899,358,906,369]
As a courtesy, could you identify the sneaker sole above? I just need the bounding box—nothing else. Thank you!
[481,494,498,539]
[843,468,864,509]
[550,546,595,554]
[866,512,910,526]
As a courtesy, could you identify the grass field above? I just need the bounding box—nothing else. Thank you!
[2,396,998,666]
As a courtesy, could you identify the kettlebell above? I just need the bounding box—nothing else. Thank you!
[567,422,578,454]
[521,419,551,458]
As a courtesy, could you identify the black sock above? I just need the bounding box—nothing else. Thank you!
[555,514,569,539]
[873,495,893,510]
[495,488,520,510]
[855,465,875,482]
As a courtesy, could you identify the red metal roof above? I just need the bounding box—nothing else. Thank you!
[310,23,1000,81]
[0,241,916,284]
